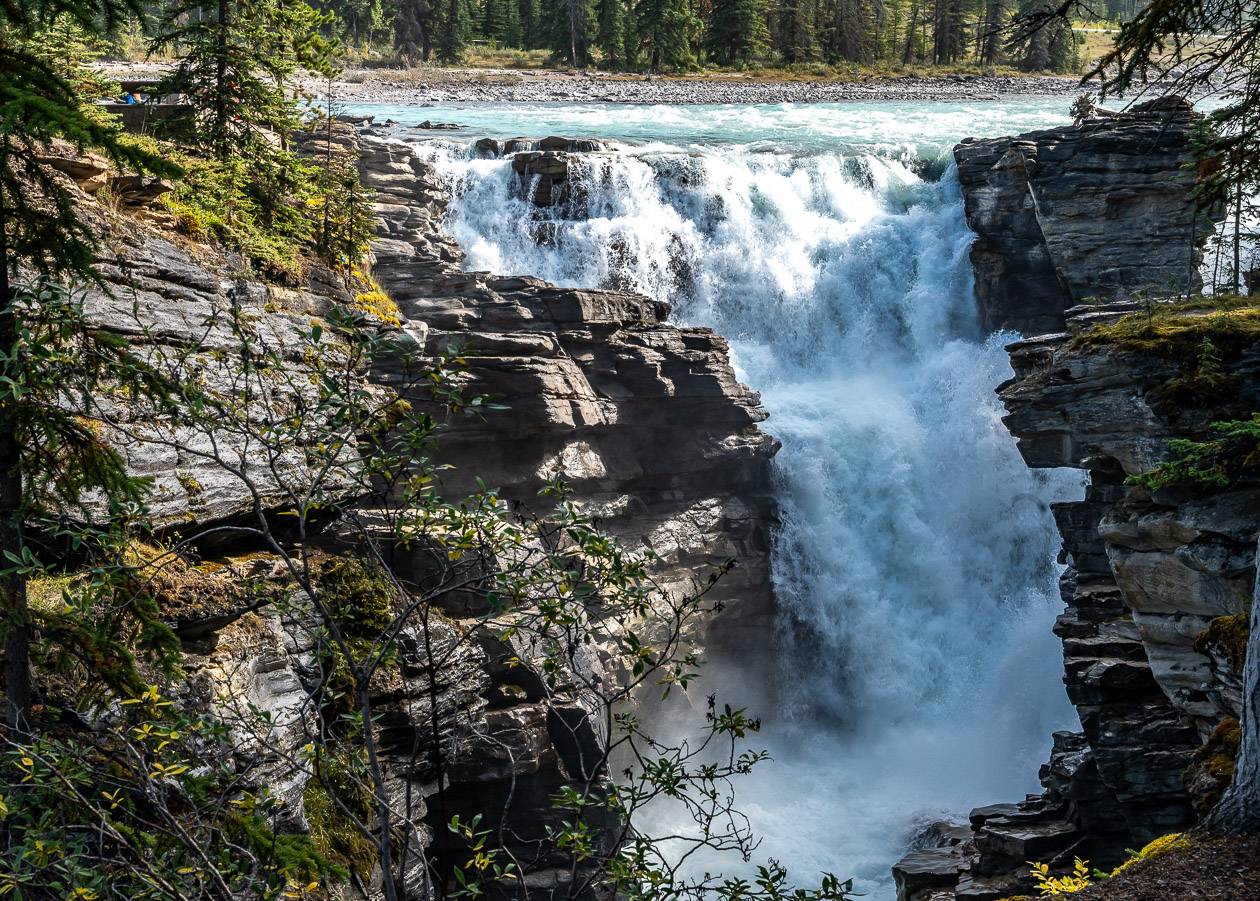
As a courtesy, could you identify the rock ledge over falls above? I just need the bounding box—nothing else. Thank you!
[41,124,779,900]
[954,97,1213,336]
[358,131,779,647]
[897,106,1257,901]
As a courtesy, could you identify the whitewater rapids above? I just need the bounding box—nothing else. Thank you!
[358,99,1086,898]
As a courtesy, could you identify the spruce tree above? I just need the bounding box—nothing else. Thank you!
[435,0,474,60]
[547,0,595,65]
[0,0,172,731]
[706,0,770,65]
[152,0,336,161]
[635,0,700,69]
[396,0,436,61]
[596,0,634,66]
[776,0,816,63]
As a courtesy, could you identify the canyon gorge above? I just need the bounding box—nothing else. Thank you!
[36,94,1258,901]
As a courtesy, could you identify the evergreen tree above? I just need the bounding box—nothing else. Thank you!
[520,0,544,46]
[978,0,1005,65]
[1008,0,1074,71]
[396,0,436,61]
[706,0,770,64]
[484,0,524,45]
[635,0,701,69]
[152,0,336,160]
[596,0,634,66]
[547,0,595,65]
[0,0,173,731]
[436,0,474,60]
[775,0,816,63]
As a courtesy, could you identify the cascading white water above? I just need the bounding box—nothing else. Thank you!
[376,101,1086,897]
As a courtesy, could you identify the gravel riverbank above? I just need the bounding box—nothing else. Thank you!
[100,61,1086,105]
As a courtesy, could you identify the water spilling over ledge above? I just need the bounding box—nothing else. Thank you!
[367,100,1086,897]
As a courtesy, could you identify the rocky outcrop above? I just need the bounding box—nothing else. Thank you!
[358,132,778,650]
[897,110,1254,901]
[954,98,1214,335]
[44,123,776,901]
[918,304,1259,900]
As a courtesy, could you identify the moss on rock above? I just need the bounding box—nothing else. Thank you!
[303,755,379,879]
[1195,612,1251,672]
[1183,718,1241,816]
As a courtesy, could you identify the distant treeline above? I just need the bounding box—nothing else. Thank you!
[286,0,1145,72]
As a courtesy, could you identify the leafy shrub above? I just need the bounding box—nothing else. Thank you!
[1110,832,1193,876]
[1031,858,1091,895]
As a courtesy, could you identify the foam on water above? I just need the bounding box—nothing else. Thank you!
[378,101,1085,897]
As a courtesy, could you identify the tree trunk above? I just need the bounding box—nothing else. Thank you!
[0,137,29,733]
[1208,532,1260,834]
[214,0,229,160]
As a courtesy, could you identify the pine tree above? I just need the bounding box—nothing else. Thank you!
[635,0,700,70]
[776,0,816,63]
[979,0,1004,65]
[520,0,544,46]
[396,0,436,61]
[483,0,523,45]
[596,0,635,66]
[152,0,336,161]
[706,0,770,65]
[547,0,595,65]
[1008,0,1075,71]
[0,1,173,730]
[435,0,474,60]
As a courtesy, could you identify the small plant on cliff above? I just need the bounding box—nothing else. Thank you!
[1030,858,1091,895]
[1128,413,1260,492]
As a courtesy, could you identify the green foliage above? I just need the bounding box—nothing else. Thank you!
[706,0,771,65]
[161,148,318,279]
[546,0,595,65]
[595,0,635,67]
[304,751,378,878]
[151,0,335,159]
[1,686,336,900]
[1129,414,1260,492]
[634,0,701,70]
[0,6,175,286]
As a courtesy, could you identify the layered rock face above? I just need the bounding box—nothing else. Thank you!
[359,132,779,648]
[897,108,1256,901]
[45,125,777,901]
[954,98,1213,335]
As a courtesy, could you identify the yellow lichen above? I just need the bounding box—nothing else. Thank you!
[1196,613,1250,671]
[27,574,75,613]
[353,277,401,327]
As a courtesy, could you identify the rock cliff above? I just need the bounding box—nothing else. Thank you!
[49,124,778,901]
[954,97,1214,336]
[898,109,1258,901]
[357,132,779,649]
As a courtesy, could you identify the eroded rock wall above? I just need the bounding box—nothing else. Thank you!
[45,124,778,901]
[954,98,1213,336]
[358,133,779,649]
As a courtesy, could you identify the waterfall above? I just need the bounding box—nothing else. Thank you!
[409,129,1082,897]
